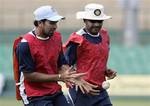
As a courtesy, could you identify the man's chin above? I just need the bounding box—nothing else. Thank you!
[91,31,99,35]
[92,29,100,34]
[48,32,54,37]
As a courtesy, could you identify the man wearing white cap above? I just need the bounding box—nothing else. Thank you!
[64,3,117,106]
[14,5,85,106]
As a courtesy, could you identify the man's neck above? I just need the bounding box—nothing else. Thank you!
[84,28,99,37]
[34,28,50,40]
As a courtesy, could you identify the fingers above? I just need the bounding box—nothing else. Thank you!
[106,69,117,80]
[78,85,86,94]
[66,82,74,88]
[64,66,86,79]
[68,66,75,71]
[60,73,84,82]
[65,71,86,80]
[86,86,100,95]
[107,71,117,80]
[82,80,98,88]
[70,72,87,78]
[80,84,100,95]
[68,71,77,75]
[89,92,100,95]
[68,78,101,95]
[75,79,100,95]
[112,72,117,78]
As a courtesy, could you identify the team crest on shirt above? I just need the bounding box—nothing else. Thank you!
[94,9,101,16]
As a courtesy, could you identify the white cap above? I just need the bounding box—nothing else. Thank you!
[76,3,111,20]
[34,5,65,21]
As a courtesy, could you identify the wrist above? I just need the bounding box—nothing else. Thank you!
[58,74,62,81]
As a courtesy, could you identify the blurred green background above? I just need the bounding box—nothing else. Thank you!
[0,0,150,105]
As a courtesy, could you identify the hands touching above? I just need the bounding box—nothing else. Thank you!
[73,68,117,95]
[59,65,100,95]
[72,79,100,95]
[58,65,86,83]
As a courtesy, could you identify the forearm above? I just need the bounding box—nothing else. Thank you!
[23,72,61,82]
[23,65,85,83]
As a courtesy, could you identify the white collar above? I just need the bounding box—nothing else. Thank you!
[30,29,50,40]
[36,35,50,40]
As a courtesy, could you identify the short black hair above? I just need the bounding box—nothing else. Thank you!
[33,19,47,27]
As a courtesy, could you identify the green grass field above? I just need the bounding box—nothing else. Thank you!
[0,97,149,106]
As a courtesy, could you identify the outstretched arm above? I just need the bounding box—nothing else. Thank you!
[23,66,86,83]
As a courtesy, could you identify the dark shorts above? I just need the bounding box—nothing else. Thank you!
[25,91,70,106]
[67,86,112,106]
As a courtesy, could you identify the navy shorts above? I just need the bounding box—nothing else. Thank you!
[67,86,112,106]
[25,91,70,106]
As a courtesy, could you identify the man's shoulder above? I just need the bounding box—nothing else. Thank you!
[16,32,30,50]
[21,31,36,43]
[53,31,62,41]
[54,31,62,38]
[23,31,35,38]
[16,42,30,56]
[18,41,29,50]
[54,31,61,35]
[76,28,86,36]
[100,28,109,33]
[69,28,85,39]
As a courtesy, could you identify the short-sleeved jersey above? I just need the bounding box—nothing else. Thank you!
[64,28,110,87]
[16,31,66,98]
[16,33,66,73]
